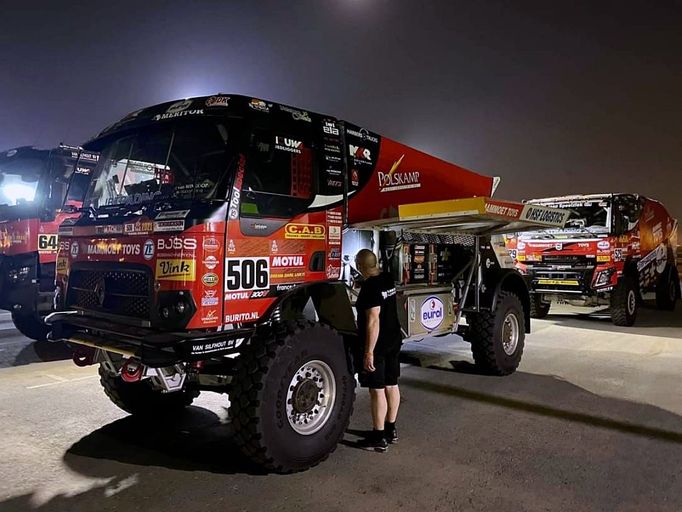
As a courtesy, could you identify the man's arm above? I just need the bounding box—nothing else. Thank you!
[364,306,381,372]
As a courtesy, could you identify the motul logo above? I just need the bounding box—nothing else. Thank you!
[272,255,305,268]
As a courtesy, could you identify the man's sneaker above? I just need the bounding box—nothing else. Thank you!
[386,428,399,444]
[357,434,388,452]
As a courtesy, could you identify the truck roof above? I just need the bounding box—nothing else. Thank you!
[525,193,636,204]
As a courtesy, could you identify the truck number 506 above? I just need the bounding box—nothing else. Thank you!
[225,258,270,291]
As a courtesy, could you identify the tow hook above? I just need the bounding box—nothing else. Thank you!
[72,347,96,367]
[121,359,144,383]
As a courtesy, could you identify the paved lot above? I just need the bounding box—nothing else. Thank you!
[0,305,681,512]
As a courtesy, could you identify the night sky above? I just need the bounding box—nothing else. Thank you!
[1,1,681,220]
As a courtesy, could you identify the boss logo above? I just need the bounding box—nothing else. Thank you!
[157,238,197,251]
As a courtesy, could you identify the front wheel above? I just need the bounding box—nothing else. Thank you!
[229,321,355,473]
[467,291,525,375]
[529,294,550,319]
[12,312,50,341]
[610,275,638,326]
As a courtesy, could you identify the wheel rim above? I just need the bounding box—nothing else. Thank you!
[502,312,520,356]
[286,360,336,435]
[627,290,636,315]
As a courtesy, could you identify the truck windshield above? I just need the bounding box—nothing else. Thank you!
[85,119,232,209]
[563,201,610,230]
[0,158,43,207]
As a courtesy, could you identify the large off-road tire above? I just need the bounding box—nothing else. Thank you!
[610,275,638,326]
[655,264,679,311]
[467,291,525,376]
[230,320,355,473]
[98,365,196,416]
[529,294,550,319]
[12,313,50,341]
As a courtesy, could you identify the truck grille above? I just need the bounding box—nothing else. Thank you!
[542,254,589,265]
[66,266,151,319]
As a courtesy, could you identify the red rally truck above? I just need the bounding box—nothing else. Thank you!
[47,95,568,472]
[507,193,679,326]
[0,145,97,339]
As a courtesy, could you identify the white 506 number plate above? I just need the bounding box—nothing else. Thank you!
[225,258,270,291]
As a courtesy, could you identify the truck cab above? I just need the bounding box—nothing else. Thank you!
[0,145,97,339]
[509,193,679,325]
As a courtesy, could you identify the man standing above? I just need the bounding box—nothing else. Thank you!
[354,249,402,452]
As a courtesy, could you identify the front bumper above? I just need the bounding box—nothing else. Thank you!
[525,265,596,294]
[46,311,254,367]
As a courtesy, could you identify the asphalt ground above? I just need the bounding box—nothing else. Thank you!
[0,304,681,512]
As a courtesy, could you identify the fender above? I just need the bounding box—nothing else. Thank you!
[485,268,531,333]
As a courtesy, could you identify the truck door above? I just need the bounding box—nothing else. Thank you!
[224,115,330,324]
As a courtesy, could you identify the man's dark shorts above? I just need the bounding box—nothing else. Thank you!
[359,348,401,389]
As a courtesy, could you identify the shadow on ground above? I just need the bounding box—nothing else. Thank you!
[4,365,682,511]
[13,340,73,367]
[539,302,682,337]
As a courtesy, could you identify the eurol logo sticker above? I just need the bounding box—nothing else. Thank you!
[598,241,610,250]
[420,296,444,330]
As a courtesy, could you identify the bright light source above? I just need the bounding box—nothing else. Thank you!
[2,183,36,204]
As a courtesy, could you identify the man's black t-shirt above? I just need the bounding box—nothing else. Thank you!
[356,272,402,355]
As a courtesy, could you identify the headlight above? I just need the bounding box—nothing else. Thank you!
[594,268,615,287]
[156,290,195,328]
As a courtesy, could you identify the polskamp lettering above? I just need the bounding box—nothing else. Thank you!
[377,171,421,192]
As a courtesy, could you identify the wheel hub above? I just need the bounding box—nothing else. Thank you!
[502,312,519,356]
[627,290,636,315]
[291,379,319,414]
[286,360,336,436]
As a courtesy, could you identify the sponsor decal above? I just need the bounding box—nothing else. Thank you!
[652,222,663,244]
[205,95,229,108]
[203,272,219,286]
[326,264,340,279]
[555,243,563,251]
[597,240,610,250]
[97,225,123,235]
[327,179,342,187]
[56,255,68,274]
[271,255,305,268]
[153,100,204,121]
[328,225,341,241]
[86,242,140,256]
[190,337,245,355]
[124,221,153,234]
[349,144,371,162]
[155,210,190,220]
[156,259,195,281]
[280,105,311,122]
[201,309,219,323]
[537,279,579,286]
[106,191,162,206]
[351,169,359,187]
[201,296,220,306]
[227,239,236,253]
[284,223,326,240]
[157,237,197,251]
[228,155,245,220]
[203,255,218,270]
[225,257,270,291]
[275,136,303,154]
[225,291,251,300]
[154,220,185,232]
[420,296,444,330]
[225,312,259,323]
[276,283,298,292]
[38,234,58,253]
[346,127,378,143]
[203,236,220,252]
[485,202,521,219]
[520,205,568,226]
[378,155,421,192]
[613,248,624,262]
[597,255,611,262]
[328,247,341,260]
[271,240,278,253]
[248,98,271,112]
[143,239,155,260]
[517,242,526,250]
[323,120,339,136]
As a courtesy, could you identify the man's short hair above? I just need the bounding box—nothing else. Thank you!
[355,249,378,269]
